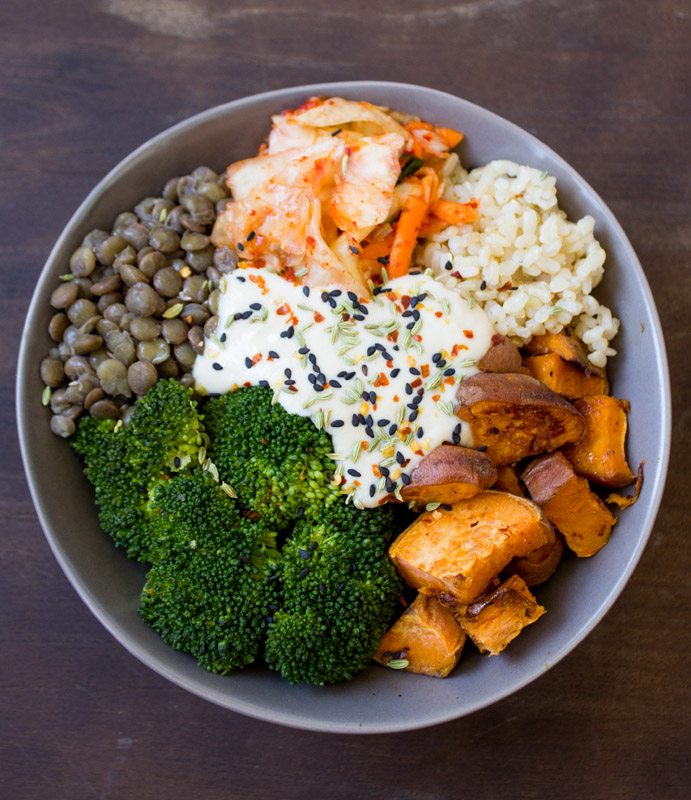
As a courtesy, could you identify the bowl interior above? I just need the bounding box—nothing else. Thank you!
[17,81,671,733]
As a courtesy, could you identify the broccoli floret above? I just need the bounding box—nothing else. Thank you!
[140,470,281,673]
[203,386,341,530]
[264,501,403,685]
[71,379,204,560]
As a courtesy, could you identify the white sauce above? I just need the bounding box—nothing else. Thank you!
[193,268,494,508]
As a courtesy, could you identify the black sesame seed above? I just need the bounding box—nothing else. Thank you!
[298,346,308,355]
[244,358,252,368]
[452,433,461,444]
[314,385,324,392]
[284,367,292,377]
[361,364,368,376]
[308,374,316,384]
[405,383,413,395]
[349,245,359,255]
[284,379,295,386]
[286,326,294,339]
[308,353,317,364]
[412,309,420,321]
[369,391,377,404]
[369,484,376,497]
[480,280,487,290]
[491,427,500,434]
[366,414,374,427]
[396,452,405,465]
[347,291,358,302]
[402,310,413,318]
[385,477,395,493]
[353,313,365,321]
[336,582,345,594]
[390,368,400,378]
[299,567,309,579]
[173,456,181,468]
[241,310,252,319]
[331,419,344,428]
[352,414,360,427]
[443,368,455,376]
[330,379,342,388]
[409,367,421,375]
[445,260,453,271]
[321,291,329,302]
[379,465,390,477]
[337,370,347,378]
[406,321,415,330]
[296,507,305,519]
[347,469,361,477]
[319,581,326,593]
[377,256,389,264]
[367,345,376,356]
[246,230,256,241]
[358,413,367,424]
[268,574,279,582]
[302,286,310,297]
[441,504,452,511]
[220,333,227,343]
[331,127,342,136]
[234,312,243,320]
[417,427,424,438]
[477,445,488,452]
[432,352,442,363]
[249,302,261,310]
[437,359,447,369]
[388,424,398,436]
[401,473,411,485]
[378,419,390,427]
[268,350,279,359]
[298,549,310,560]
[365,426,374,438]
[309,541,319,551]
[409,410,419,422]
[382,351,393,361]
[212,362,223,371]
[259,380,269,388]
[237,242,244,251]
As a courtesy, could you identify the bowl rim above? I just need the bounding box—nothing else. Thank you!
[17,80,672,733]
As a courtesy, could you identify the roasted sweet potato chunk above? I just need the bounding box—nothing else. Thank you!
[374,594,466,678]
[493,465,526,497]
[400,445,497,505]
[478,333,523,373]
[459,574,545,656]
[524,328,605,377]
[522,450,616,557]
[389,490,555,607]
[455,373,586,466]
[524,353,608,400]
[504,533,564,586]
[562,395,635,488]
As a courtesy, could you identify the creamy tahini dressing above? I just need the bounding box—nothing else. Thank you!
[193,268,494,508]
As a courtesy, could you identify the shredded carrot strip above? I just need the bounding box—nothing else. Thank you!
[431,198,479,225]
[419,216,449,237]
[360,233,394,260]
[435,126,463,148]
[388,173,437,278]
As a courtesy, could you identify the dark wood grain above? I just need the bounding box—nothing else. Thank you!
[2,1,690,798]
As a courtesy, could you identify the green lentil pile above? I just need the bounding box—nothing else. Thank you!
[42,166,240,436]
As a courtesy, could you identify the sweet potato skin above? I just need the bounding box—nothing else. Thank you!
[478,334,523,373]
[455,373,586,466]
[400,445,497,505]
[389,490,555,607]
[459,574,546,656]
[374,594,466,678]
[562,395,635,488]
[521,450,616,557]
[524,353,608,399]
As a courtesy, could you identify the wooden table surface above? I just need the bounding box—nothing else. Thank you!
[3,1,689,797]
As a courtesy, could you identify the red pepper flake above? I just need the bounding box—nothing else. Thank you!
[276,304,290,316]
[410,378,422,388]
[243,381,252,387]
[451,343,468,355]
[463,329,474,338]
[372,465,382,477]
[386,360,393,368]
[444,377,455,386]
[386,291,397,302]
[432,394,440,402]
[393,394,400,402]
[388,331,399,343]
[305,235,316,252]
[421,364,430,378]
[251,353,262,366]
[373,373,390,387]
[435,311,443,318]
[413,334,422,342]
[450,271,462,279]
[398,594,409,608]
[313,311,325,323]
[401,295,411,309]
[248,274,268,294]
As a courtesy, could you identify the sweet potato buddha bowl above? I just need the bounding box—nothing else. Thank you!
[17,82,670,734]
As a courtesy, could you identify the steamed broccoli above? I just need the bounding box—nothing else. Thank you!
[264,501,403,685]
[203,386,342,530]
[71,379,204,560]
[140,470,281,673]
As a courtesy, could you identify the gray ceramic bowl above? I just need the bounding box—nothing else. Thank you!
[17,81,671,733]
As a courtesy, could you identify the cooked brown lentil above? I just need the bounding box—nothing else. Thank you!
[42,166,235,434]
